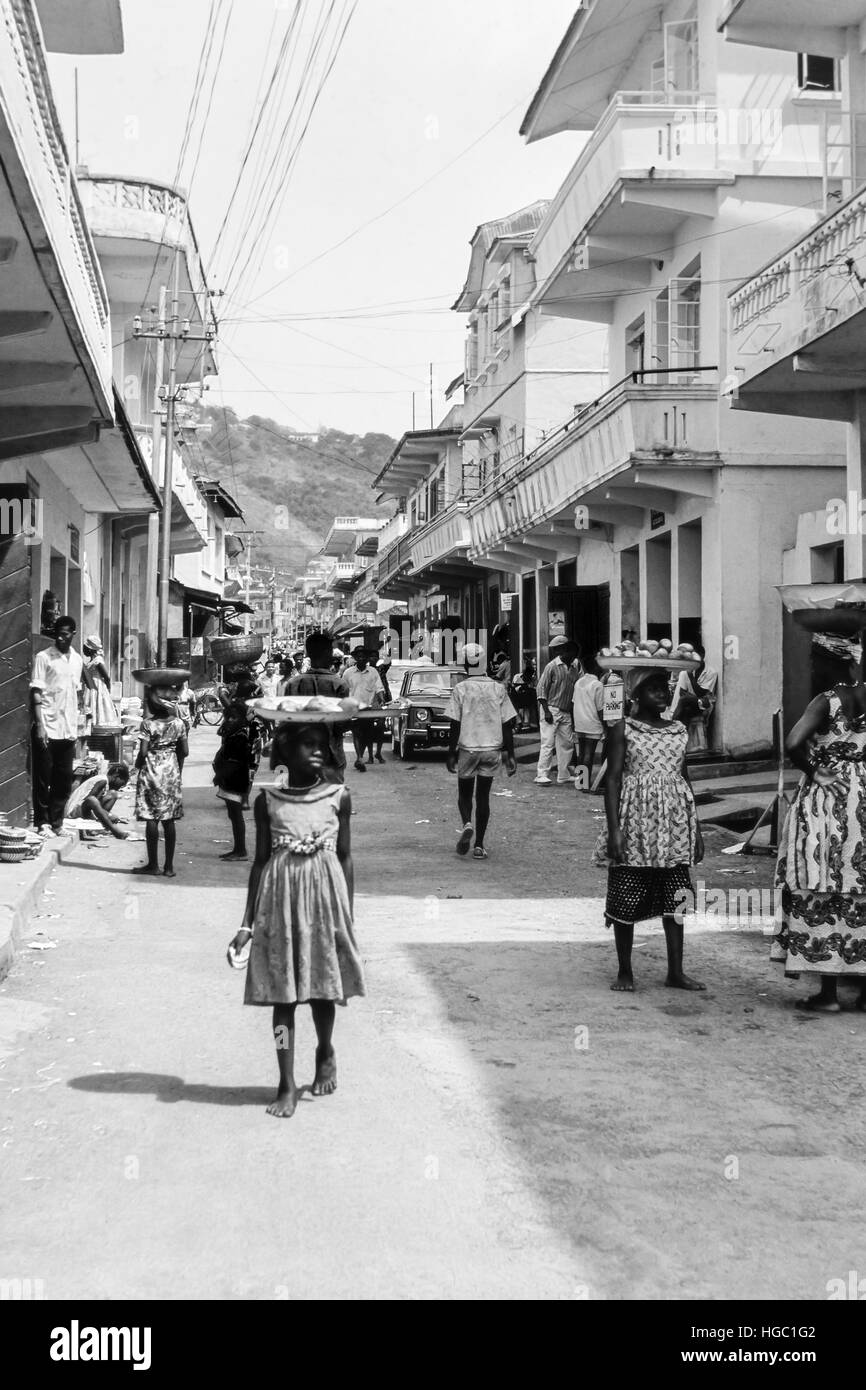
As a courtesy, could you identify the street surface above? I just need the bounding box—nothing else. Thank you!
[2,727,866,1300]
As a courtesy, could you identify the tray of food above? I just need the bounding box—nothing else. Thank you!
[596,639,701,672]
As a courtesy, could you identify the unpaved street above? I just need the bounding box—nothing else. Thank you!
[2,728,865,1300]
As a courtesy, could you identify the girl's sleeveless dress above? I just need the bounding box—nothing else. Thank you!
[135,717,185,822]
[773,690,866,979]
[244,783,365,1005]
[593,717,697,925]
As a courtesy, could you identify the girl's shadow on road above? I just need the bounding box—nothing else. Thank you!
[68,1072,313,1106]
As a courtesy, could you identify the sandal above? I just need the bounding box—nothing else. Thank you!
[472,846,488,859]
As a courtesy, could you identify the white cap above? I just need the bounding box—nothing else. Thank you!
[459,642,486,667]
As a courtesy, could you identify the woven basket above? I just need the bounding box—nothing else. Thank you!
[208,634,264,665]
[0,824,28,842]
[0,841,40,863]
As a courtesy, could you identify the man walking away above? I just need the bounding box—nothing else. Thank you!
[344,646,386,771]
[446,642,517,860]
[31,615,84,835]
[535,637,580,785]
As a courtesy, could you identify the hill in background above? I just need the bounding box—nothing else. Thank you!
[191,404,397,575]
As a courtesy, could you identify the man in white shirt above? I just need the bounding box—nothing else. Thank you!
[344,647,385,772]
[31,615,84,834]
[259,660,281,700]
[535,636,581,785]
[446,642,517,860]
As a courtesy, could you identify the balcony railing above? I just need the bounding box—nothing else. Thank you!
[470,369,717,506]
[375,535,413,587]
[0,0,112,408]
[467,372,719,555]
[531,91,722,286]
[408,502,471,572]
[730,181,866,379]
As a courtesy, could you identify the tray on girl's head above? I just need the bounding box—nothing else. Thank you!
[247,695,384,724]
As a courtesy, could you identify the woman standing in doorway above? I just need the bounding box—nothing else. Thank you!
[773,632,866,1012]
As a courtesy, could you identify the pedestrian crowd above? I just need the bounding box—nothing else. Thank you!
[25,612,866,1121]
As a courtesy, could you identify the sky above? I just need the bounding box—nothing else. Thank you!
[48,0,585,439]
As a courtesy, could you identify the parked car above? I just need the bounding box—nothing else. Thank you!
[378,657,435,742]
[385,665,467,760]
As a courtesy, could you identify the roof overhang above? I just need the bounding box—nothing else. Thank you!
[35,0,124,54]
[520,2,662,141]
[198,478,244,519]
[717,0,861,55]
[374,429,458,498]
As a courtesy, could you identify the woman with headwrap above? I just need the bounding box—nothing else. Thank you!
[593,665,704,993]
[82,635,120,729]
[773,630,866,1012]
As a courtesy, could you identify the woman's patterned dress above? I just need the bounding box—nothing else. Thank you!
[773,690,866,978]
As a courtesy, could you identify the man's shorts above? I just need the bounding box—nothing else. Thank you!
[457,748,501,779]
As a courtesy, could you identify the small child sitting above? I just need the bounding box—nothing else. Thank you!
[64,762,131,839]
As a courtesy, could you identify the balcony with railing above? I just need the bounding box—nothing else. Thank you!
[408,502,472,575]
[729,181,866,415]
[0,0,114,439]
[467,371,720,557]
[530,92,728,296]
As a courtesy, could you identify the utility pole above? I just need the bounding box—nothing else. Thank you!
[133,251,217,664]
[144,284,166,666]
[157,252,180,665]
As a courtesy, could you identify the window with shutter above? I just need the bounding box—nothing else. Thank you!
[669,269,701,378]
[650,290,670,373]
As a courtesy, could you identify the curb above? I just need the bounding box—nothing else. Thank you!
[0,834,76,984]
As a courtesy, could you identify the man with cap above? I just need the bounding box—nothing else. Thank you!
[445,641,517,859]
[534,637,581,785]
[344,647,386,771]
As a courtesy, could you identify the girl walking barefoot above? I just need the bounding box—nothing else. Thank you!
[594,667,704,993]
[228,719,365,1118]
[132,684,188,877]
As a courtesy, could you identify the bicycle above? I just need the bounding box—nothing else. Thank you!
[193,688,224,727]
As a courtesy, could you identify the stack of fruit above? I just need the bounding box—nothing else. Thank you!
[596,638,701,672]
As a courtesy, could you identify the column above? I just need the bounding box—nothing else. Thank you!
[845,391,866,579]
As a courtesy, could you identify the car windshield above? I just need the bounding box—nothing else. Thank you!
[404,670,464,696]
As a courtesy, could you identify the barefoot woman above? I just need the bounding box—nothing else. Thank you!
[595,667,705,993]
[773,632,866,1012]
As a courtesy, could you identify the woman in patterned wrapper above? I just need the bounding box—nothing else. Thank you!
[593,666,705,993]
[773,631,866,1012]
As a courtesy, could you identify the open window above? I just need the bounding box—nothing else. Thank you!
[626,314,646,376]
[797,53,839,93]
[651,259,701,382]
[662,14,699,100]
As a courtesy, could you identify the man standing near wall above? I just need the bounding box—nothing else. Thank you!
[534,636,580,786]
[31,615,84,835]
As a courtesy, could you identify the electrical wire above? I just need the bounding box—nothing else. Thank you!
[225,1,357,307]
[209,1,305,271]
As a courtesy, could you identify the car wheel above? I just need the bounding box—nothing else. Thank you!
[392,724,403,758]
[398,730,412,761]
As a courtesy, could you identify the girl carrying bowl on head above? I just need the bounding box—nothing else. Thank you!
[594,664,704,993]
[228,708,366,1119]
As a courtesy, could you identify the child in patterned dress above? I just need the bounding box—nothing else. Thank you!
[228,719,365,1119]
[132,686,188,878]
[595,667,704,993]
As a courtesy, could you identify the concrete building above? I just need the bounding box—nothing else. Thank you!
[724,0,866,728]
[0,0,161,823]
[77,171,220,682]
[458,0,848,756]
